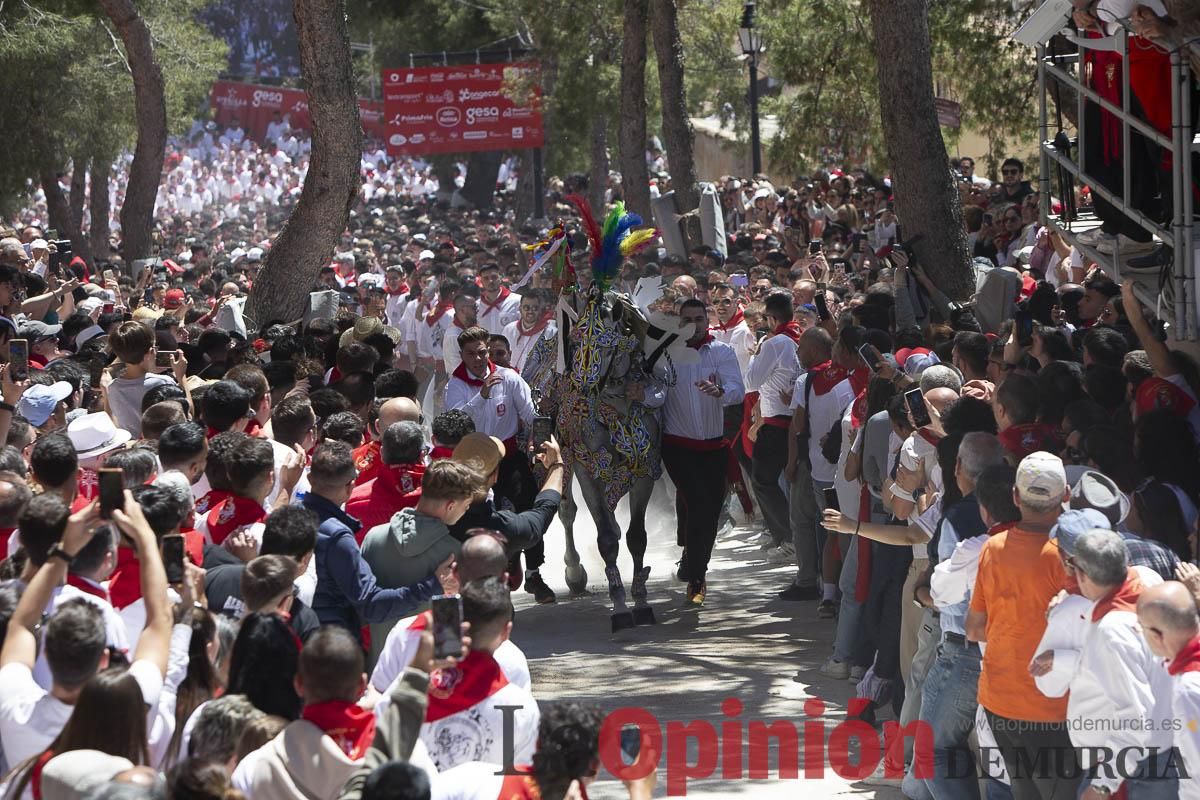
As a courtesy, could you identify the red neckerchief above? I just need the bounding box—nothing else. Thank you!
[301,700,377,760]
[1091,569,1143,622]
[772,320,802,343]
[987,521,1017,536]
[807,360,849,395]
[66,574,110,603]
[206,494,267,545]
[479,286,512,314]
[108,546,143,610]
[425,650,510,722]
[386,284,409,297]
[514,318,550,339]
[195,489,231,516]
[687,334,715,350]
[353,440,382,486]
[30,749,54,800]
[377,462,425,497]
[452,360,495,389]
[205,426,223,440]
[429,445,455,461]
[77,467,98,501]
[917,428,942,447]
[997,423,1062,460]
[425,300,454,327]
[245,419,263,438]
[182,528,204,565]
[714,308,745,331]
[1167,634,1200,675]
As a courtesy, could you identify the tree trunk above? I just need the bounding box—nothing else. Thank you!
[650,0,698,215]
[89,157,113,265]
[69,158,86,236]
[40,172,90,266]
[246,0,361,328]
[587,107,608,215]
[460,150,503,210]
[619,0,651,221]
[866,0,974,301]
[97,0,167,263]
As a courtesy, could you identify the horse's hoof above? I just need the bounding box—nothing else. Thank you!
[632,606,656,626]
[568,586,592,599]
[565,563,588,594]
[611,612,636,633]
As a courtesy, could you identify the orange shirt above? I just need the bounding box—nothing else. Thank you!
[969,526,1069,722]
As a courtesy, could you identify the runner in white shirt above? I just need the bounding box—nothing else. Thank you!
[383,266,411,330]
[443,288,481,375]
[708,284,756,381]
[500,294,556,375]
[445,328,536,448]
[475,264,521,335]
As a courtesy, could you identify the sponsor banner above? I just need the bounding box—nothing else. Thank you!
[382,62,544,156]
[209,80,387,142]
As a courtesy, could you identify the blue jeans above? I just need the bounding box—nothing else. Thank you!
[920,635,983,800]
[833,530,863,664]
[1079,749,1179,800]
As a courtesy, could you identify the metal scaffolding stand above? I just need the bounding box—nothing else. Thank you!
[1029,29,1195,340]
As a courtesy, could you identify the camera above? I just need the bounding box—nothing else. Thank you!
[48,240,72,273]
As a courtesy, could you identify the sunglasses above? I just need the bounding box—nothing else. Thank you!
[1002,168,1020,176]
[713,298,735,304]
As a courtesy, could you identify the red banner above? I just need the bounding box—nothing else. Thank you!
[382,62,544,156]
[209,80,387,144]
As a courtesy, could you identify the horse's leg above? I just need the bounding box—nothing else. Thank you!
[574,469,634,632]
[626,474,657,625]
[558,473,589,596]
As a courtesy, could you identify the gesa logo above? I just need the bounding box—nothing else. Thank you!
[252,89,283,108]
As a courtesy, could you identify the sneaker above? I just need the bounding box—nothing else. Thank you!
[1124,244,1171,273]
[777,583,821,601]
[817,599,837,618]
[1075,227,1114,247]
[849,665,867,682]
[861,761,903,788]
[755,531,776,549]
[685,580,706,607]
[524,571,557,604]
[819,657,849,680]
[767,542,797,562]
[1096,234,1155,255]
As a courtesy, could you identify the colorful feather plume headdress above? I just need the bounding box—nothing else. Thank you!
[565,195,659,293]
[516,222,573,290]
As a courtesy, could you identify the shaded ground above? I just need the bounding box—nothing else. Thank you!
[511,478,907,798]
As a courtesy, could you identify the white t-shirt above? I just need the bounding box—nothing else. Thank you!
[790,372,854,483]
[430,762,509,800]
[420,679,538,772]
[33,586,129,690]
[0,659,162,770]
[370,616,530,693]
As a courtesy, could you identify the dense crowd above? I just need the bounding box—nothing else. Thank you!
[0,2,1195,797]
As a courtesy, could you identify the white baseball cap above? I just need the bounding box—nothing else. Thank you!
[1016,451,1067,504]
[418,249,435,261]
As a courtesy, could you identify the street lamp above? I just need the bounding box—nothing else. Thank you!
[739,1,764,176]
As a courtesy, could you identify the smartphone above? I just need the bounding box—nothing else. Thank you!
[7,340,28,382]
[858,343,883,372]
[823,486,840,512]
[161,534,185,584]
[982,213,993,226]
[729,273,749,288]
[103,269,115,283]
[905,387,932,428]
[431,595,464,660]
[530,415,554,455]
[831,258,852,275]
[808,239,823,256]
[155,350,176,369]
[103,303,115,314]
[1014,310,1034,348]
[98,468,125,520]
[620,725,641,766]
[813,291,830,321]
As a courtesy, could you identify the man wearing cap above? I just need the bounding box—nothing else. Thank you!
[1071,469,1179,580]
[1032,529,1172,800]
[17,381,74,433]
[1137,582,1200,800]
[162,288,188,319]
[966,451,1074,800]
[450,433,565,605]
[476,263,521,336]
[20,320,66,368]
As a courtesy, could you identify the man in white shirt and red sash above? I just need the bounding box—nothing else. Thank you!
[420,578,539,772]
[708,281,757,522]
[383,265,410,330]
[501,292,556,375]
[744,291,801,559]
[1138,581,1200,800]
[444,326,537,511]
[443,285,481,376]
[663,299,744,607]
[476,263,521,335]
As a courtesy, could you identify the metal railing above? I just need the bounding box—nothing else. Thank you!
[1035,29,1195,340]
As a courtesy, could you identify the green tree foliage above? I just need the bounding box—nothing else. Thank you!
[0,0,225,215]
[760,0,1037,176]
